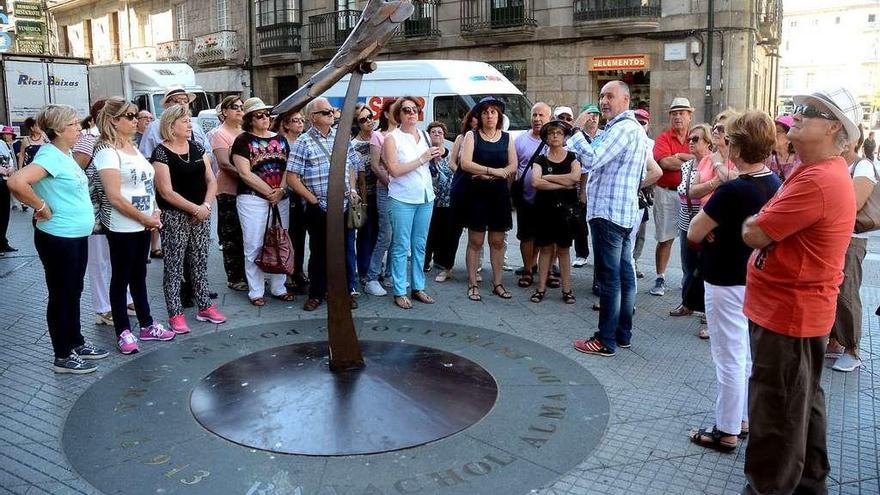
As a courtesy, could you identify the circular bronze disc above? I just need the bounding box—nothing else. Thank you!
[190,340,499,455]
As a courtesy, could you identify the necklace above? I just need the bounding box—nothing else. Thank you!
[480,128,500,141]
[167,142,189,163]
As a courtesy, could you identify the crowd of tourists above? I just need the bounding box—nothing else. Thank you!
[2,79,874,494]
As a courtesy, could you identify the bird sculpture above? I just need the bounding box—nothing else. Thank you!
[272,0,415,115]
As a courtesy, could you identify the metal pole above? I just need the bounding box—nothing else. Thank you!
[704,0,715,122]
[325,62,374,372]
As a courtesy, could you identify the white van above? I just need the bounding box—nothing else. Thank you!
[90,62,211,120]
[320,60,533,139]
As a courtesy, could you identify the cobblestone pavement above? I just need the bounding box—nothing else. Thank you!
[0,209,878,495]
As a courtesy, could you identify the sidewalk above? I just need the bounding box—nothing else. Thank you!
[0,209,878,495]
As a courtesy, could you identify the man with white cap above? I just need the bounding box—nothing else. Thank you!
[139,84,209,158]
[741,87,861,494]
[650,97,694,296]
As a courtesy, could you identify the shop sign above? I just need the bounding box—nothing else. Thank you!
[16,19,45,38]
[16,38,44,54]
[14,2,43,20]
[588,54,649,71]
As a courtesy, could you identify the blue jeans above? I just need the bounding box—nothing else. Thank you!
[389,197,433,296]
[367,187,392,282]
[356,193,379,278]
[346,228,357,292]
[589,218,635,350]
[679,229,699,305]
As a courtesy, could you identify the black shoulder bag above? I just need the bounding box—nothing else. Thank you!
[511,141,546,209]
[681,161,705,313]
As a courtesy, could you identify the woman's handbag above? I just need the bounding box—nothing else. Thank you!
[511,143,546,209]
[346,196,368,229]
[255,204,295,275]
[854,163,880,233]
[681,162,705,312]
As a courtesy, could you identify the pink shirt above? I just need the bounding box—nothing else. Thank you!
[210,125,241,195]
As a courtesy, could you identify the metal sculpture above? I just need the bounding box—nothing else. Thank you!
[273,0,414,372]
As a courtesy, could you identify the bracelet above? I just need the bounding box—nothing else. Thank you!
[202,202,211,211]
[35,200,46,213]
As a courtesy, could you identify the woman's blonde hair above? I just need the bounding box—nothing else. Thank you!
[159,104,191,141]
[97,97,138,147]
[688,123,713,147]
[36,104,78,141]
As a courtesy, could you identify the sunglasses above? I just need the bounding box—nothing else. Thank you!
[637,120,649,126]
[401,106,420,115]
[688,136,702,143]
[794,104,838,121]
[286,117,304,123]
[228,104,244,111]
[557,116,573,122]
[312,109,334,116]
[252,112,270,120]
[712,124,725,133]
[120,112,138,121]
[358,115,373,124]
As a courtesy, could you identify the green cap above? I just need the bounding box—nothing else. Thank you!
[581,103,600,114]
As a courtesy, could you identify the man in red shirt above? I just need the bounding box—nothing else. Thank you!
[741,87,862,495]
[650,97,694,296]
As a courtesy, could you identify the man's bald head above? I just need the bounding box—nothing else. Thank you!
[530,102,551,135]
[599,81,631,119]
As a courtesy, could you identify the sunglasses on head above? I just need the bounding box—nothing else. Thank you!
[794,104,838,121]
[312,109,334,116]
[358,115,373,124]
[252,112,270,120]
[401,106,420,115]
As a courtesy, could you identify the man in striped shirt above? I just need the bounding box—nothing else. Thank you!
[569,80,647,357]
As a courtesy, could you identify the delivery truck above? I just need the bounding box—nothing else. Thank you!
[89,62,211,120]
[0,53,90,133]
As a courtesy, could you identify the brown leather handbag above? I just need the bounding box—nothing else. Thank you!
[854,162,880,234]
[255,204,295,275]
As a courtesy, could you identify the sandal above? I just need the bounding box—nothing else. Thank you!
[669,304,693,317]
[150,249,164,259]
[562,290,576,304]
[698,327,710,340]
[411,290,435,304]
[518,273,533,288]
[547,276,561,289]
[467,285,482,302]
[592,302,601,311]
[530,290,545,303]
[492,284,513,299]
[228,281,249,291]
[272,292,295,302]
[249,297,266,307]
[302,298,322,311]
[394,295,413,309]
[689,426,737,453]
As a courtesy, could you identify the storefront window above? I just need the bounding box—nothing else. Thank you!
[593,70,650,112]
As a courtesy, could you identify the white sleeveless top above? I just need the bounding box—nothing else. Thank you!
[388,128,435,204]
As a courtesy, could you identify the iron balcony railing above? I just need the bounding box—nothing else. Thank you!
[308,9,360,50]
[460,0,537,33]
[573,0,661,22]
[258,22,303,56]
[392,0,441,41]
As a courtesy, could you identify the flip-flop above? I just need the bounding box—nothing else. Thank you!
[411,290,435,304]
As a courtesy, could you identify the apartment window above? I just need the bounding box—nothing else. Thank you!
[215,0,230,30]
[789,20,797,27]
[175,3,188,39]
[870,14,877,23]
[337,0,355,10]
[835,16,840,24]
[782,73,792,91]
[255,0,300,26]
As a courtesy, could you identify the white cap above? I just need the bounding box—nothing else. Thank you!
[553,106,574,119]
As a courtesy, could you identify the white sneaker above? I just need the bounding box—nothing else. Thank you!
[832,353,862,372]
[365,280,387,296]
[572,257,588,268]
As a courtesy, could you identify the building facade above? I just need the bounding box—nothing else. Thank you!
[46,0,250,104]
[46,0,782,126]
[778,0,880,127]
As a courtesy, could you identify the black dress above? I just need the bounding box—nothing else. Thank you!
[459,130,512,232]
[533,152,579,248]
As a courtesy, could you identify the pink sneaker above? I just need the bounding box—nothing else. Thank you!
[139,322,175,341]
[168,314,191,334]
[117,329,139,354]
[196,305,227,324]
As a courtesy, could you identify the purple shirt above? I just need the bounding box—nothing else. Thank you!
[515,132,545,205]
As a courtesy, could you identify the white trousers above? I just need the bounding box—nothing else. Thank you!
[237,194,290,300]
[704,282,751,435]
[87,234,131,313]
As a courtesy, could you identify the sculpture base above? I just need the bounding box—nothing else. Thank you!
[190,340,498,456]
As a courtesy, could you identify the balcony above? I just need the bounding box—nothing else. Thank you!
[389,0,441,49]
[308,9,360,54]
[258,22,302,57]
[193,30,241,67]
[573,0,660,35]
[460,0,537,41]
[156,39,193,62]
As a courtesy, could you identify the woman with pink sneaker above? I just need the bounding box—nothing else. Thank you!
[152,105,226,334]
[94,97,175,354]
